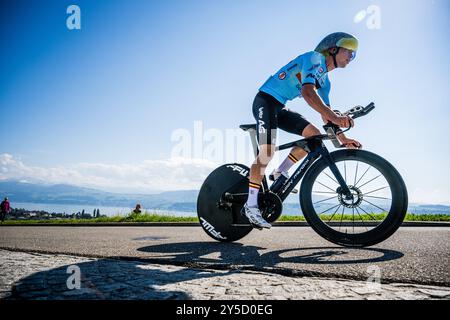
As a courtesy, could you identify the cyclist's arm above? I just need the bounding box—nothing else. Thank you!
[302,84,353,130]
[301,84,336,122]
[316,82,348,140]
[317,79,333,122]
[300,53,351,128]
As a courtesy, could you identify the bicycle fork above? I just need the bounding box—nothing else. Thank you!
[318,147,353,200]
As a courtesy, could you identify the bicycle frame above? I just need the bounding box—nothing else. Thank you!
[221,102,375,209]
[241,127,353,203]
[273,136,353,201]
[200,103,409,246]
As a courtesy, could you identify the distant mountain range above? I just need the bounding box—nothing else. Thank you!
[0,180,449,215]
[0,180,198,212]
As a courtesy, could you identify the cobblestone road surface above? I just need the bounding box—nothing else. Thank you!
[1,249,449,300]
[1,226,449,286]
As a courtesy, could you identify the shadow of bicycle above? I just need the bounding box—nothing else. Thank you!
[5,242,403,300]
[136,241,404,267]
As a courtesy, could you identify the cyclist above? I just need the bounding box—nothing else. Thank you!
[242,32,362,229]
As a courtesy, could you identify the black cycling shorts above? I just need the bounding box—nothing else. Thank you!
[252,91,310,145]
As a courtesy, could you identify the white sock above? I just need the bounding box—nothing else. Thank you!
[246,182,260,208]
[277,153,299,173]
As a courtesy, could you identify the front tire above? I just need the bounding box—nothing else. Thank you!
[300,149,408,247]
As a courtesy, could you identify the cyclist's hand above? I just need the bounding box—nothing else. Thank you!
[332,114,354,128]
[323,110,354,128]
[341,137,362,149]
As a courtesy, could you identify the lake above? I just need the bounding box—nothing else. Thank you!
[11,202,197,217]
[10,202,450,218]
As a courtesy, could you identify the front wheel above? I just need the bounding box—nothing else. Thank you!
[300,149,408,247]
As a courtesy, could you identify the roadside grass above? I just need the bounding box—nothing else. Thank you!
[2,211,450,225]
[278,213,450,222]
[1,212,198,224]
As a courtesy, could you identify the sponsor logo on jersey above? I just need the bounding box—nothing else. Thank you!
[318,67,324,74]
[287,63,298,72]
[307,63,320,71]
[278,71,287,80]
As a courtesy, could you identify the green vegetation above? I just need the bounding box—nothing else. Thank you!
[402,213,450,222]
[1,212,198,224]
[279,213,450,222]
[1,211,449,225]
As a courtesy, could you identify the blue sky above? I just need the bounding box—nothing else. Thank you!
[1,0,449,203]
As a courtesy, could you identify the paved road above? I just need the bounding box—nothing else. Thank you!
[2,249,449,300]
[0,226,449,287]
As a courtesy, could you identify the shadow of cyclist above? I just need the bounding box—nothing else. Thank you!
[5,256,241,300]
[5,243,403,300]
[136,241,404,267]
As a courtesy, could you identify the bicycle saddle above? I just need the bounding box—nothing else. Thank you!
[239,124,257,131]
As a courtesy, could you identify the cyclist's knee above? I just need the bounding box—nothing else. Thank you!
[301,124,321,137]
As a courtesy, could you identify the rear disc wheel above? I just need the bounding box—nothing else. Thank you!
[197,163,253,242]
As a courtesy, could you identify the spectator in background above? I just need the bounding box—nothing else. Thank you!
[1,197,11,223]
[133,204,142,215]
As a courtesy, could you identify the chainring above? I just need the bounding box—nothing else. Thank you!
[258,192,283,223]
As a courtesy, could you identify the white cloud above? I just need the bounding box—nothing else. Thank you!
[409,186,450,205]
[3,153,449,204]
[0,154,217,193]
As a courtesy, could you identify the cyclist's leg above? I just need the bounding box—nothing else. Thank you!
[249,144,275,186]
[302,123,321,137]
[247,92,281,207]
[276,108,321,172]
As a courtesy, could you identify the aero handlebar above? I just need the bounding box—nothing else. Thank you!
[323,102,375,148]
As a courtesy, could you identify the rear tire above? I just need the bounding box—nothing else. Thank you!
[197,163,253,242]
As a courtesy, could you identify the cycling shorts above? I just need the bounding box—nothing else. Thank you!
[252,91,310,145]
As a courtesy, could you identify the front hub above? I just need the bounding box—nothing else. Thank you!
[337,185,363,208]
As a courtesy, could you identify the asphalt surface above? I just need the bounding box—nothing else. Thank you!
[0,226,449,287]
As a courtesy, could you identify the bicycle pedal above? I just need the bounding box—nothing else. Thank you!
[250,223,263,230]
[231,223,262,230]
[230,223,252,227]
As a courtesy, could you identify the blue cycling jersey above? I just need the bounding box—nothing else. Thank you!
[259,51,330,106]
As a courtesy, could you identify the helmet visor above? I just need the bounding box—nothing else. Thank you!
[337,37,359,52]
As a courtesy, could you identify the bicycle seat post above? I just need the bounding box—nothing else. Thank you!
[248,128,259,157]
[239,124,259,157]
[239,123,272,192]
